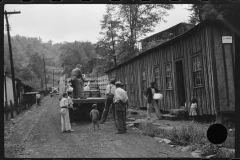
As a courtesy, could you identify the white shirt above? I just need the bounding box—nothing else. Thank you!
[68,96,73,108]
[114,87,128,103]
[84,85,90,91]
[60,97,68,108]
[190,103,197,109]
[36,93,41,99]
[105,84,116,95]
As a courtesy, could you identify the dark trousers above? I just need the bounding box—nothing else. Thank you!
[69,108,74,123]
[100,96,115,123]
[71,76,84,99]
[115,102,126,133]
[37,98,40,106]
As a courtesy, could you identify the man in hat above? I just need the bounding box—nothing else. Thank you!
[70,64,85,99]
[145,82,162,120]
[114,81,128,134]
[120,84,130,123]
[99,78,116,124]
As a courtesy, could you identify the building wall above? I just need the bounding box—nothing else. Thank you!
[107,20,235,115]
[4,76,15,103]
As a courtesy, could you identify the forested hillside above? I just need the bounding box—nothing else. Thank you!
[4,34,99,90]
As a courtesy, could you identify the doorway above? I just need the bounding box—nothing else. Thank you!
[176,60,186,107]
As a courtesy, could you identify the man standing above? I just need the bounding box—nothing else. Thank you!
[36,91,41,106]
[145,82,162,120]
[99,78,116,124]
[120,84,130,122]
[114,81,128,134]
[70,64,85,99]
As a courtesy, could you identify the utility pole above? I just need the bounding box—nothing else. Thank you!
[53,69,54,87]
[43,58,47,90]
[4,65,8,103]
[4,10,21,109]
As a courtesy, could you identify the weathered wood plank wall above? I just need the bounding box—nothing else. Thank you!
[106,20,235,115]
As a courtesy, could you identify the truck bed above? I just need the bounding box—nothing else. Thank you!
[72,97,106,104]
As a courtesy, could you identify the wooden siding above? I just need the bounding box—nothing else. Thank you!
[106,20,235,115]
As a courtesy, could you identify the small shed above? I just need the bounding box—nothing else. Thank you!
[105,19,237,117]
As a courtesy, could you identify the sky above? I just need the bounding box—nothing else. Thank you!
[4,4,191,44]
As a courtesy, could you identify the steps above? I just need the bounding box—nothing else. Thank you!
[162,108,189,121]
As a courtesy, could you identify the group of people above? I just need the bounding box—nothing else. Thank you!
[99,78,129,134]
[60,63,198,133]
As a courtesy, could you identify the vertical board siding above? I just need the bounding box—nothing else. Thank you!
[106,21,234,115]
[183,37,190,111]
[200,28,212,115]
[220,27,235,111]
[206,26,217,115]
[171,43,177,109]
[213,27,228,112]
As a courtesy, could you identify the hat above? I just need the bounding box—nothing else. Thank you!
[150,82,155,85]
[115,81,121,85]
[92,104,97,108]
[76,64,82,68]
[110,78,116,83]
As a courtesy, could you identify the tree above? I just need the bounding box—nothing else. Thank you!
[97,4,174,65]
[59,41,93,76]
[188,4,240,29]
[116,4,174,55]
[28,52,44,79]
[96,5,121,66]
[188,4,205,24]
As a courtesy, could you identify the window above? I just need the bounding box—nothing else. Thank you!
[165,64,172,89]
[192,55,203,87]
[125,76,127,91]
[130,74,134,92]
[154,66,160,88]
[142,70,147,91]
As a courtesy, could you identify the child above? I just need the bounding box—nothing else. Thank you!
[90,104,100,130]
[67,91,74,125]
[60,92,73,132]
[189,98,197,121]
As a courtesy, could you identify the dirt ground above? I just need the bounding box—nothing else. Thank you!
[4,96,193,158]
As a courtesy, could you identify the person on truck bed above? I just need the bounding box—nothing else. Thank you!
[99,78,116,124]
[70,64,85,99]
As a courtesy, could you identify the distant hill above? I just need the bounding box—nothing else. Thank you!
[4,34,62,89]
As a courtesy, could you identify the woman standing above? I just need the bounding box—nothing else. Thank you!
[60,92,73,132]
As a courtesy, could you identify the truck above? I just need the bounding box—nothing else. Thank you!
[59,76,106,119]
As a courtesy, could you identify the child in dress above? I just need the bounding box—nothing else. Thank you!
[189,98,197,121]
[90,104,100,130]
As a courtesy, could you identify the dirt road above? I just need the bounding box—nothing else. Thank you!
[4,96,192,158]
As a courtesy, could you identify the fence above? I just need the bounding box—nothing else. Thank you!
[4,91,49,122]
[97,75,109,97]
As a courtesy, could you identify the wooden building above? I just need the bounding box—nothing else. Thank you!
[105,19,236,116]
[140,22,194,51]
[4,72,33,105]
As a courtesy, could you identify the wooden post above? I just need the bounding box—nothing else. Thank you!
[43,58,47,91]
[10,100,14,118]
[4,72,8,103]
[5,101,9,121]
[4,11,20,116]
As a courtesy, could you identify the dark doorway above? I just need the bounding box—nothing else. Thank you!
[176,60,186,107]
